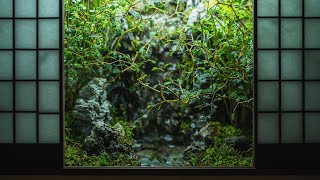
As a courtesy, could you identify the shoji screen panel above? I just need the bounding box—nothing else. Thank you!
[0,0,63,172]
[255,0,320,169]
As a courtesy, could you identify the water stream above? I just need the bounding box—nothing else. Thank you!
[133,138,190,167]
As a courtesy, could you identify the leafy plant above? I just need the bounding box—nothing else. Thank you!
[64,0,253,167]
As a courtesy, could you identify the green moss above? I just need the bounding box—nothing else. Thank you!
[180,120,191,132]
[204,121,242,143]
[110,120,135,152]
[187,144,252,167]
[65,142,139,166]
[110,103,136,151]
[186,122,252,167]
[64,111,139,166]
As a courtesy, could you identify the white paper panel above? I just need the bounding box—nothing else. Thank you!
[258,113,279,144]
[0,113,13,143]
[15,20,36,49]
[305,82,320,111]
[0,20,13,49]
[0,82,13,111]
[305,50,320,80]
[305,0,320,17]
[257,0,278,17]
[281,19,302,48]
[258,82,279,111]
[39,0,59,17]
[258,50,278,80]
[258,18,279,48]
[281,50,302,80]
[15,51,36,80]
[0,51,13,80]
[39,20,59,49]
[15,82,36,111]
[281,82,302,111]
[281,113,303,143]
[39,82,60,112]
[0,0,13,17]
[305,113,320,143]
[39,114,60,143]
[281,0,302,17]
[15,0,36,18]
[305,19,320,48]
[16,113,36,143]
[39,50,59,80]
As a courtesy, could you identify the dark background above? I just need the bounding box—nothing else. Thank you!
[0,176,319,180]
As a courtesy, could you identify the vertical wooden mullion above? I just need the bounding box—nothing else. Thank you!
[302,0,306,144]
[36,0,40,144]
[59,0,65,168]
[253,0,258,167]
[12,0,16,144]
[278,0,282,144]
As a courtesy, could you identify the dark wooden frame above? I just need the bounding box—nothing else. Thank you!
[1,0,320,175]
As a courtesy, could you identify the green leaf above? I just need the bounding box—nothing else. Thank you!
[73,64,83,68]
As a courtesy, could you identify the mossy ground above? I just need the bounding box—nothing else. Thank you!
[65,112,252,167]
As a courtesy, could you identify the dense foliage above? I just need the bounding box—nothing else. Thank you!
[64,0,253,125]
[185,121,252,166]
[64,0,253,167]
[65,112,140,166]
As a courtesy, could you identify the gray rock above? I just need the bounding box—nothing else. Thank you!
[223,136,250,151]
[197,121,215,147]
[73,78,113,137]
[140,157,151,167]
[162,134,174,143]
[113,122,125,137]
[132,0,187,15]
[78,78,108,101]
[190,115,213,147]
[151,159,161,167]
[183,141,206,156]
[132,143,142,151]
[83,122,128,154]
[83,123,116,153]
[186,1,208,26]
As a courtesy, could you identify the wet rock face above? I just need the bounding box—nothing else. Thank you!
[197,121,216,146]
[186,0,216,26]
[191,114,212,144]
[183,140,206,156]
[73,78,113,137]
[162,118,180,134]
[133,0,187,15]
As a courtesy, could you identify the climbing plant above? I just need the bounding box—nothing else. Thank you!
[64,0,253,127]
[64,0,253,166]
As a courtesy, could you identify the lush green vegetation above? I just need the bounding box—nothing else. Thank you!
[64,0,253,167]
[188,143,252,166]
[65,112,140,166]
[185,121,252,166]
